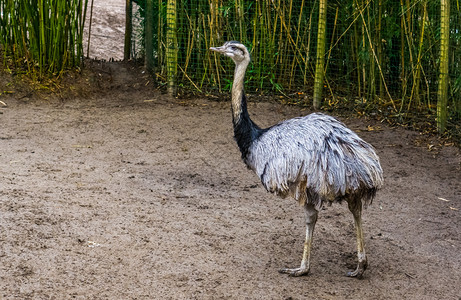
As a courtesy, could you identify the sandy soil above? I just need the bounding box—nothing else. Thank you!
[0,60,460,299]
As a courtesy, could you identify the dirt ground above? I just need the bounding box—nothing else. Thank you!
[1,1,461,298]
[0,60,460,299]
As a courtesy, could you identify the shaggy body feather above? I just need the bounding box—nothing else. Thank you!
[245,113,383,208]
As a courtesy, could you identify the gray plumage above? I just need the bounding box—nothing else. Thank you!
[247,113,383,209]
[210,41,383,278]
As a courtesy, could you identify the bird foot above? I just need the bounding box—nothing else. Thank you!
[346,260,368,278]
[279,266,310,277]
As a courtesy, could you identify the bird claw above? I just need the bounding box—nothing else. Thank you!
[346,261,367,278]
[279,267,310,277]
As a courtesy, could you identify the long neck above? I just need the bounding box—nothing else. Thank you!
[231,61,249,123]
[231,60,263,160]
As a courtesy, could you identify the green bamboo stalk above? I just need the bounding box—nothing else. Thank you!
[356,0,396,110]
[87,0,94,58]
[236,0,245,43]
[289,0,304,89]
[367,0,376,102]
[166,0,177,96]
[39,0,46,76]
[183,15,194,75]
[313,0,327,109]
[377,0,383,100]
[253,0,260,88]
[399,0,408,103]
[303,4,315,86]
[271,0,279,63]
[324,6,338,76]
[157,0,164,70]
[437,0,450,133]
[352,2,361,98]
[360,0,366,99]
[401,0,418,111]
[209,0,221,92]
[409,0,427,110]
[79,0,90,64]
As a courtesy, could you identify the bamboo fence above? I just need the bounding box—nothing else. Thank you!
[128,0,460,135]
[134,1,460,112]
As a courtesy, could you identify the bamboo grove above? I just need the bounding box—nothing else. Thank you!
[134,0,460,135]
[0,0,460,136]
[0,0,88,77]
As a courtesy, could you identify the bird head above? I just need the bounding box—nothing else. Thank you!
[210,41,250,64]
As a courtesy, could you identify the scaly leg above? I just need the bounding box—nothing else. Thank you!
[279,203,318,276]
[347,198,368,278]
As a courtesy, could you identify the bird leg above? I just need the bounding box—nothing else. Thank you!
[279,203,318,276]
[347,198,368,278]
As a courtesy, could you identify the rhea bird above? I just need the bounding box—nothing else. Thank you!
[210,41,384,277]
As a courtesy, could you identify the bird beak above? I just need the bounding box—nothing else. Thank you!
[210,46,225,53]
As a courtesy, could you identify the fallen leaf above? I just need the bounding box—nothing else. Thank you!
[87,240,101,248]
[438,197,450,202]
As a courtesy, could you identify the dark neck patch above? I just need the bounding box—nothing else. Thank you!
[232,93,264,161]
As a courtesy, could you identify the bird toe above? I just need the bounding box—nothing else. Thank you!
[279,267,310,277]
[346,261,367,278]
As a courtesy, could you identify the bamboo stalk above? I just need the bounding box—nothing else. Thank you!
[208,0,221,92]
[366,1,374,101]
[409,0,427,110]
[352,1,361,98]
[39,0,46,76]
[360,0,365,100]
[313,0,327,109]
[289,0,305,89]
[87,0,94,58]
[399,0,408,103]
[303,3,315,86]
[377,0,383,100]
[166,0,177,96]
[324,6,338,75]
[437,0,450,133]
[356,0,396,110]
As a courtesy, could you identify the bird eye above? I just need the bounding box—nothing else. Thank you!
[230,46,244,56]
